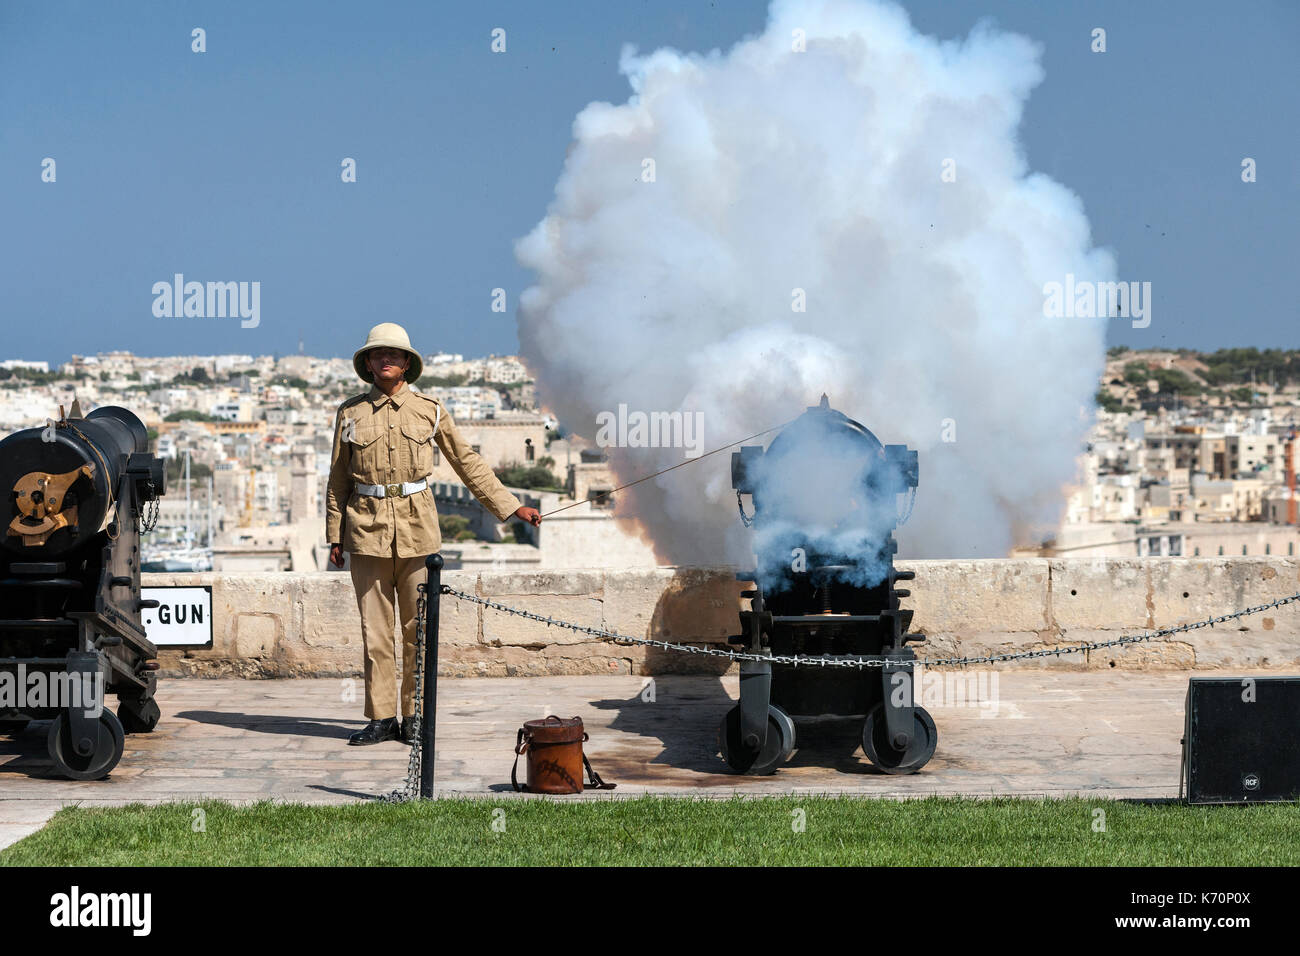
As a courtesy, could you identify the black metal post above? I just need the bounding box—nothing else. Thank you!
[420,553,443,799]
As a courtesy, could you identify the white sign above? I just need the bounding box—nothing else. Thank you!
[141,586,213,648]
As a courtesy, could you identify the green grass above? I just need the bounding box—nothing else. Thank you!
[4,796,1300,866]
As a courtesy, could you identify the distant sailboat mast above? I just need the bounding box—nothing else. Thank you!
[184,448,192,548]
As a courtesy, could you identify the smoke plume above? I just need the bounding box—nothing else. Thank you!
[516,0,1113,567]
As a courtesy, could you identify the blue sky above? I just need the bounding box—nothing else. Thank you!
[1,0,1295,365]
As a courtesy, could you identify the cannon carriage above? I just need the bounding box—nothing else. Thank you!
[721,395,936,775]
[0,405,165,779]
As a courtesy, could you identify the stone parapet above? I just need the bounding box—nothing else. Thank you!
[146,558,1300,678]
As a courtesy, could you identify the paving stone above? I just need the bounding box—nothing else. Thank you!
[0,670,1272,850]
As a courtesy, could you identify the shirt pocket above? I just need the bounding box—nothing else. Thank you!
[401,420,434,477]
[350,423,385,478]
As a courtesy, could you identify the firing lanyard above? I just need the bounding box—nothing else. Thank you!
[539,416,801,518]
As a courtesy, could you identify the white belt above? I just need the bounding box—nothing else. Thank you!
[355,476,431,499]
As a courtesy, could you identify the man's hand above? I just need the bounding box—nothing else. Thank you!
[514,506,542,527]
[329,543,345,568]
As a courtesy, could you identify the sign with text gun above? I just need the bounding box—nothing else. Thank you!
[141,586,213,648]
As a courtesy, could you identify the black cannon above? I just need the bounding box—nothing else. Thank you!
[721,395,934,775]
[0,405,165,779]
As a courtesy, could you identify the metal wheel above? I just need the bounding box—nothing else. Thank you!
[719,703,796,775]
[118,697,161,734]
[0,719,30,737]
[861,703,937,774]
[47,710,125,780]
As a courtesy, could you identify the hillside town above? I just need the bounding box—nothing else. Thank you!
[0,349,656,573]
[1049,347,1300,559]
[2,346,1297,569]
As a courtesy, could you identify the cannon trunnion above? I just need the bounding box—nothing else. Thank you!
[723,395,935,775]
[0,406,165,779]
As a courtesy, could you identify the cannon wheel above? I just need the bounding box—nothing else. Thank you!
[861,703,937,774]
[47,710,125,780]
[719,703,795,775]
[0,719,30,736]
[118,697,161,734]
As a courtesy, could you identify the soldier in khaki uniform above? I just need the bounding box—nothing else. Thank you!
[327,323,541,745]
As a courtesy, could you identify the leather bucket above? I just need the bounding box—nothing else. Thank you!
[511,715,615,793]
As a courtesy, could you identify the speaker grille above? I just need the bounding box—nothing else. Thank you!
[1185,677,1300,804]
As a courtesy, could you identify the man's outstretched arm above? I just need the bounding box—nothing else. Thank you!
[433,405,541,525]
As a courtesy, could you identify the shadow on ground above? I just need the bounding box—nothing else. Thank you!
[585,676,888,784]
[0,722,56,778]
[174,711,362,739]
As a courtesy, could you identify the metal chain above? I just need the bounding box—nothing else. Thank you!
[441,585,1300,670]
[381,584,427,802]
[736,491,753,528]
[897,487,917,527]
[136,495,160,534]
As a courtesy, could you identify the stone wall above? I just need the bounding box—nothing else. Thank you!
[147,558,1300,679]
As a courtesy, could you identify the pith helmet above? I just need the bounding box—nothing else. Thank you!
[352,323,424,383]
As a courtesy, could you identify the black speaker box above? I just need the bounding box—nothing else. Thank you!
[1182,676,1300,804]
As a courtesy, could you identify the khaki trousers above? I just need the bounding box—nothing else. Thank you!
[349,550,427,720]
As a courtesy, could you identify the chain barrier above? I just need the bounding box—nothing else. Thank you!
[440,585,1300,670]
[381,584,428,803]
[382,583,1300,798]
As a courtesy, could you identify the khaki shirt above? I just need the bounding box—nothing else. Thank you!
[326,381,522,557]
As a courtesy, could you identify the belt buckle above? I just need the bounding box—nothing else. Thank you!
[385,482,402,498]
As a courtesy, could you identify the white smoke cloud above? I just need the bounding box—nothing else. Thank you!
[516,0,1113,566]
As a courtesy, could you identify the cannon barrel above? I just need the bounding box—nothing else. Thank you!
[732,394,917,590]
[0,406,164,555]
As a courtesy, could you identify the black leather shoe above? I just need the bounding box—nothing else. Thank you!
[348,717,401,746]
[401,717,419,745]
